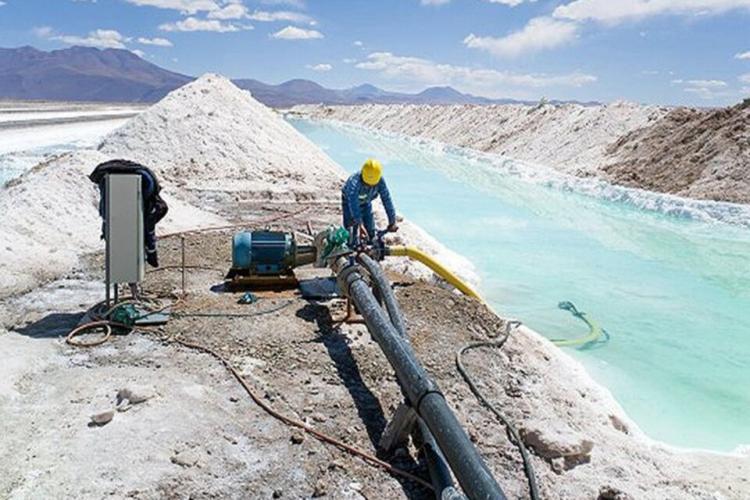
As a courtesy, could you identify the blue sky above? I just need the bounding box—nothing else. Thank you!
[1,0,749,105]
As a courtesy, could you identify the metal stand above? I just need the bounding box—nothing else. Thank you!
[333,297,366,325]
[379,402,417,452]
[181,235,187,299]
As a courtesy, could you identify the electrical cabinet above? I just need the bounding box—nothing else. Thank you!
[106,174,144,284]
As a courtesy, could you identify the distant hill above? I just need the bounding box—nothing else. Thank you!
[0,46,598,106]
[0,46,191,102]
[231,79,530,107]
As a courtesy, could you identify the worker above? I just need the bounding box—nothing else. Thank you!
[341,158,398,244]
[89,160,168,267]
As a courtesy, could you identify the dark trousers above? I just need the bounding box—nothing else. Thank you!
[342,196,376,243]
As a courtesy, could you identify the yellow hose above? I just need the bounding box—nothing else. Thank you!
[550,315,603,347]
[387,246,483,301]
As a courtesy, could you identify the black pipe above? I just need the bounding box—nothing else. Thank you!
[358,253,408,338]
[416,417,467,500]
[338,264,506,500]
[358,254,462,498]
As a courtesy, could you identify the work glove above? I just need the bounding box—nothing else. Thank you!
[357,224,370,243]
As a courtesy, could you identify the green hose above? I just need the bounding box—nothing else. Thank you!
[550,301,608,348]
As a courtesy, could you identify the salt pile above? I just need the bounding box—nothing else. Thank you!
[293,102,668,176]
[100,74,345,198]
[0,149,226,299]
[0,74,475,299]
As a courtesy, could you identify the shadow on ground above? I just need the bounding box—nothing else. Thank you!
[296,301,431,500]
[14,312,83,339]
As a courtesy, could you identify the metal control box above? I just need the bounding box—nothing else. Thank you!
[106,174,144,284]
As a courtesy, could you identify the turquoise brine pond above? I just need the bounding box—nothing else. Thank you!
[291,118,750,452]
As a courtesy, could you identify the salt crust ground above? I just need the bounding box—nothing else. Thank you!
[0,75,748,499]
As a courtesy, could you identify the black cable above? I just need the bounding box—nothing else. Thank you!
[456,328,541,500]
[172,300,295,318]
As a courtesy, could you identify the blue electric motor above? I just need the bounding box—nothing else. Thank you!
[228,231,315,285]
[232,231,295,276]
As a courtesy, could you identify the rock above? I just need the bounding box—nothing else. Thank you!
[290,432,305,444]
[598,485,633,500]
[609,415,629,434]
[311,412,327,423]
[312,479,327,497]
[90,410,115,426]
[116,387,153,411]
[520,421,594,471]
[272,489,283,498]
[171,449,201,468]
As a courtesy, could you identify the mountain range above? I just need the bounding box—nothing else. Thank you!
[0,46,592,107]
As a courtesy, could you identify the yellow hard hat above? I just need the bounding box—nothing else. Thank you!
[361,158,382,186]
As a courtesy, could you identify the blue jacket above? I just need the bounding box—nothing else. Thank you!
[342,172,396,226]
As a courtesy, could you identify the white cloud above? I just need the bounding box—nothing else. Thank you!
[464,17,577,57]
[671,78,729,100]
[355,51,596,97]
[353,40,363,47]
[342,58,357,64]
[735,51,750,60]
[32,26,54,38]
[739,73,750,84]
[39,28,131,49]
[247,10,314,24]
[261,0,305,7]
[137,36,173,46]
[485,0,536,5]
[553,0,750,24]
[421,0,536,5]
[0,2,6,6]
[207,3,248,19]
[124,0,219,14]
[131,49,146,58]
[159,17,250,32]
[671,79,727,88]
[307,63,332,72]
[271,25,322,39]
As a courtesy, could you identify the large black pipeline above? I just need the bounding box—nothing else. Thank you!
[337,261,506,500]
[358,254,462,499]
[416,417,466,500]
[357,254,408,338]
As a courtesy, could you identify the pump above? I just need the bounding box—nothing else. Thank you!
[226,230,316,287]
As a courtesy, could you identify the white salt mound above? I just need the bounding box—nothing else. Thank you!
[100,74,345,197]
[0,150,106,299]
[0,73,470,299]
[293,102,667,176]
[0,149,226,300]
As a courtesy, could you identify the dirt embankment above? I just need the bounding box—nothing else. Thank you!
[603,103,750,203]
[293,102,750,205]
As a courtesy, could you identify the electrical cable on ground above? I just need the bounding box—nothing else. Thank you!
[172,300,295,319]
[456,324,541,500]
[168,336,434,491]
[66,296,432,491]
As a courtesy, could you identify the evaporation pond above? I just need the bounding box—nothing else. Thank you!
[292,118,750,452]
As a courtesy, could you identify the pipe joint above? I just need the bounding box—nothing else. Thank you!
[337,262,364,297]
[415,386,445,415]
